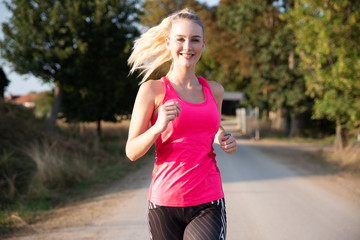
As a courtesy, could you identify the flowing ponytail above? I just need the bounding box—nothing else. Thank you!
[128,9,204,84]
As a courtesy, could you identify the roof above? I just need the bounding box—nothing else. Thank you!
[5,93,37,108]
[223,91,245,101]
[12,93,37,104]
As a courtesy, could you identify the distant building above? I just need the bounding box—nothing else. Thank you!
[222,91,245,115]
[5,93,37,108]
[223,92,245,101]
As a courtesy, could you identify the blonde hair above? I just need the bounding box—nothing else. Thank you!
[128,9,204,84]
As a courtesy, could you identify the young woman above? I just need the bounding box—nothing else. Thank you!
[126,9,237,240]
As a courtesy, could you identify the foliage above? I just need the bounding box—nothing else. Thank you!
[1,1,80,82]
[141,0,204,27]
[0,0,140,132]
[289,0,360,132]
[34,91,53,118]
[217,0,308,116]
[1,0,358,140]
[58,0,140,133]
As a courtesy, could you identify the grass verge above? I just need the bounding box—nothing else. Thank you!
[0,100,147,236]
[258,128,360,177]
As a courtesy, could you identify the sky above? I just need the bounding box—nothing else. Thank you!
[0,0,219,96]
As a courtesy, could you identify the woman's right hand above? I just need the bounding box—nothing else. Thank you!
[154,101,181,133]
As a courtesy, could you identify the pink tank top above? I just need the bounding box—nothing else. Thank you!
[149,76,224,207]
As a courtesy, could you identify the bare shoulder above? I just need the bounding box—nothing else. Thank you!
[139,79,163,93]
[139,80,164,97]
[207,81,224,99]
[138,79,164,107]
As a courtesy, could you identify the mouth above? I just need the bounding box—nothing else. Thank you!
[180,53,194,59]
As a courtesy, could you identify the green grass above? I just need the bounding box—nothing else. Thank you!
[0,100,145,235]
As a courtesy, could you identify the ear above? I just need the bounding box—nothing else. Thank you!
[166,37,170,49]
[202,40,206,51]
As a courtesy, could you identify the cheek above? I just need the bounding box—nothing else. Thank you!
[194,43,204,53]
[170,42,182,52]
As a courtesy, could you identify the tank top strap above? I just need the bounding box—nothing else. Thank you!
[161,76,217,104]
[161,76,178,100]
[197,76,217,104]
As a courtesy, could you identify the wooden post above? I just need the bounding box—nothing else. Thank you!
[255,107,260,140]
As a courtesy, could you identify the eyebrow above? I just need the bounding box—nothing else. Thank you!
[175,34,202,38]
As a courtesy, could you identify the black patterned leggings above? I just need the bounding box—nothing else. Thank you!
[148,198,227,240]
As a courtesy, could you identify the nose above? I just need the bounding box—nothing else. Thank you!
[183,39,191,51]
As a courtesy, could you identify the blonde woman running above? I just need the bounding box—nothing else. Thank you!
[126,9,237,240]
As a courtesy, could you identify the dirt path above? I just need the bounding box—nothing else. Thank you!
[5,120,360,240]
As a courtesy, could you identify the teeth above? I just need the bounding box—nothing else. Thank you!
[181,53,193,57]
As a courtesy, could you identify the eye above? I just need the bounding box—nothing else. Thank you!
[177,38,185,42]
[191,39,200,42]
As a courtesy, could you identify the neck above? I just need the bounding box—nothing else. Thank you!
[167,66,198,87]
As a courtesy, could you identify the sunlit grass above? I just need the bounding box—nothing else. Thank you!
[256,120,360,176]
[0,100,140,234]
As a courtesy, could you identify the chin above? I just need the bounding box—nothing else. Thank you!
[183,59,200,67]
[182,62,196,68]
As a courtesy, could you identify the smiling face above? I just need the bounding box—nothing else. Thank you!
[166,19,205,69]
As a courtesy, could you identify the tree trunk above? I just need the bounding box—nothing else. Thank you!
[287,48,298,138]
[289,113,304,137]
[335,118,343,151]
[272,108,285,132]
[262,109,269,122]
[92,119,101,151]
[46,81,61,132]
[289,115,299,137]
[96,119,101,139]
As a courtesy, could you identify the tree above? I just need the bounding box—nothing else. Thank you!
[59,0,140,138]
[0,0,140,132]
[0,67,10,99]
[217,0,309,135]
[141,0,205,27]
[290,0,360,148]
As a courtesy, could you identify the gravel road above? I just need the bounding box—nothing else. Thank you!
[218,140,360,240]
[6,122,360,240]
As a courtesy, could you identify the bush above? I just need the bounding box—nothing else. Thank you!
[0,149,36,204]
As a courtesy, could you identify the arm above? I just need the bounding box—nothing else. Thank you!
[125,80,181,161]
[208,81,237,154]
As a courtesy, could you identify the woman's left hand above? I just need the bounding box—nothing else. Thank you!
[220,133,237,154]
